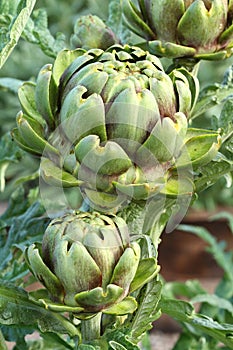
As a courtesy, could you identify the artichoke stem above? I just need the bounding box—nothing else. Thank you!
[81,312,102,343]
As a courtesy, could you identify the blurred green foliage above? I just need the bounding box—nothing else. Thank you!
[191,59,233,211]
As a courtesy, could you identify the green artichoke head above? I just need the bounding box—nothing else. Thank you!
[12,45,220,210]
[123,0,233,60]
[25,211,159,317]
[70,15,118,50]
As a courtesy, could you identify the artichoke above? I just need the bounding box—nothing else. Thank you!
[123,0,233,60]
[12,45,220,210]
[70,15,118,50]
[25,211,159,318]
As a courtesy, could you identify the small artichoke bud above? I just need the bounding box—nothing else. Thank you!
[25,211,159,317]
[70,15,118,50]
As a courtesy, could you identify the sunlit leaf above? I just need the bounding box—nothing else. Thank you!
[0,281,79,336]
[0,0,36,69]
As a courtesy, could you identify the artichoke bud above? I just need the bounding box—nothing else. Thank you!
[25,211,159,316]
[13,45,201,209]
[70,15,118,50]
[123,0,233,60]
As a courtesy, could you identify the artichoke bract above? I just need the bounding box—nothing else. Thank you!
[12,45,220,210]
[25,211,159,318]
[123,0,233,60]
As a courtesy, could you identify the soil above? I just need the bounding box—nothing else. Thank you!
[149,332,180,349]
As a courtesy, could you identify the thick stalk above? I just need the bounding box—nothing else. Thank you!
[81,312,102,343]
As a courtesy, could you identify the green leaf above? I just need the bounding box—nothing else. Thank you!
[0,186,49,276]
[162,279,206,300]
[109,341,128,350]
[218,97,233,136]
[173,333,215,350]
[192,64,233,120]
[0,78,23,93]
[159,297,194,322]
[0,0,36,69]
[0,281,79,336]
[0,132,23,192]
[106,328,140,350]
[24,332,75,350]
[194,153,233,192]
[104,297,137,315]
[128,279,162,343]
[191,294,233,315]
[107,0,132,44]
[159,297,233,348]
[218,98,233,160]
[23,8,66,58]
[177,133,220,168]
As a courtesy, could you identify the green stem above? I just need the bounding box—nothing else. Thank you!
[81,312,102,343]
[0,330,8,350]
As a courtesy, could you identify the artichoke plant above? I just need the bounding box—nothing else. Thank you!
[123,0,233,60]
[12,44,220,210]
[25,211,159,318]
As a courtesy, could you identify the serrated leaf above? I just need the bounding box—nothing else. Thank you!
[159,297,233,348]
[128,279,162,343]
[25,332,74,350]
[192,64,233,119]
[0,132,22,166]
[191,84,233,119]
[0,281,79,336]
[194,153,232,192]
[0,186,49,275]
[106,329,140,350]
[159,297,194,322]
[0,132,23,192]
[218,97,233,134]
[109,341,128,350]
[0,0,36,69]
[107,0,132,44]
[23,8,66,58]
